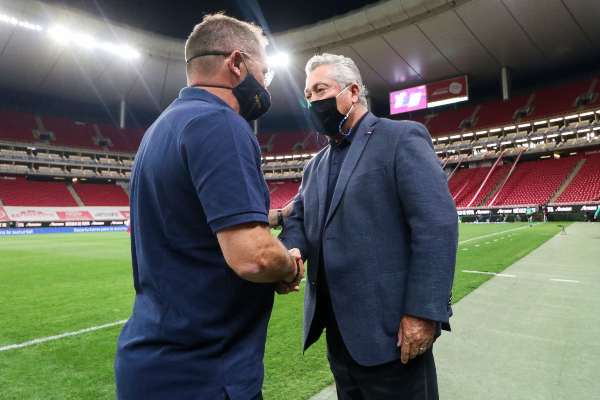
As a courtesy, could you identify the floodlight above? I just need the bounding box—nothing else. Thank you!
[267,52,290,68]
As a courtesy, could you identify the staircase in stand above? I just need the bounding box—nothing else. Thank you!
[66,182,85,206]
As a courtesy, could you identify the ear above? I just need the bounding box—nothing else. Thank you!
[350,83,360,104]
[226,51,244,80]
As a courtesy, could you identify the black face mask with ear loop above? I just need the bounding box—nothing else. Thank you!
[188,52,271,122]
[308,85,355,136]
[231,72,271,122]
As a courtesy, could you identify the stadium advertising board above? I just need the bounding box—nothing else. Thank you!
[457,204,599,216]
[8,209,57,222]
[3,206,129,222]
[56,210,94,221]
[389,85,427,114]
[90,209,125,221]
[426,76,469,108]
[389,75,469,115]
[0,226,128,236]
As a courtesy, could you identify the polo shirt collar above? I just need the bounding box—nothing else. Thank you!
[178,86,232,109]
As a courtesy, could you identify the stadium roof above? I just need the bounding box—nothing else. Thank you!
[40,0,383,37]
[0,0,599,119]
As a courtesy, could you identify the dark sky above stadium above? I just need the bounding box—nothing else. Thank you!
[43,0,382,37]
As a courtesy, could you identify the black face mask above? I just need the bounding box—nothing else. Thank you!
[188,52,271,121]
[232,72,271,121]
[308,86,354,136]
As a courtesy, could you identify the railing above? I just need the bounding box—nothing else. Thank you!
[466,150,506,208]
[488,149,526,207]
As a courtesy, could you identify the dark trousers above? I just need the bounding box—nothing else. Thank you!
[226,393,262,400]
[326,318,439,400]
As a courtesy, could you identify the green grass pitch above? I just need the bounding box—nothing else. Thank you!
[0,222,566,399]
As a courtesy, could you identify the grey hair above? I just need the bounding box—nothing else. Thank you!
[185,13,268,77]
[305,53,369,107]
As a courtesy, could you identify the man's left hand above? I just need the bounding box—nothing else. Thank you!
[397,315,436,364]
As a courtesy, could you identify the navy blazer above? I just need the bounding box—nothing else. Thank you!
[280,112,458,367]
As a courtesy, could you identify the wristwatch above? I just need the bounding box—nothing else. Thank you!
[277,209,284,227]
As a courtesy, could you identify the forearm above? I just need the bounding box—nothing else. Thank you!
[218,224,297,283]
[250,240,297,283]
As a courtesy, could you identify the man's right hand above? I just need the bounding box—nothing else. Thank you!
[275,248,304,294]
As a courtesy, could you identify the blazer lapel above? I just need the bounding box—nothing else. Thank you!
[325,113,379,227]
[315,146,331,232]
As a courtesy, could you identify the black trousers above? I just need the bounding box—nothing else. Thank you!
[326,318,439,400]
[226,392,262,400]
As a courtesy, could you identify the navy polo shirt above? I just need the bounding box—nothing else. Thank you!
[115,87,273,400]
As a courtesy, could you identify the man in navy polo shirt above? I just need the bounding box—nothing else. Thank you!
[115,14,303,400]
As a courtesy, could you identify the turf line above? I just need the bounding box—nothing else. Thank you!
[461,270,517,278]
[458,225,531,245]
[0,320,127,352]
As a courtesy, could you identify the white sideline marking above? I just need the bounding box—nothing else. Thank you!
[550,278,580,284]
[462,270,516,278]
[459,225,530,245]
[0,320,127,353]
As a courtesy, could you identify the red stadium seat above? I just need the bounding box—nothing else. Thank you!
[0,110,36,143]
[43,116,100,149]
[492,156,580,206]
[556,153,600,204]
[0,176,77,206]
[268,180,300,208]
[72,182,129,206]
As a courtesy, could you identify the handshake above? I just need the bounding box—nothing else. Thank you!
[275,248,305,295]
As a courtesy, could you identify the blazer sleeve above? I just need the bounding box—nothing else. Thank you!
[393,121,458,324]
[278,161,313,258]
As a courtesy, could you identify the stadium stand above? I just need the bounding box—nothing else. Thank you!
[1,72,599,212]
[97,124,138,153]
[462,164,512,208]
[0,175,77,206]
[555,153,600,204]
[0,110,36,143]
[72,182,130,206]
[483,156,581,206]
[260,132,323,155]
[268,181,300,208]
[413,74,600,136]
[450,167,491,207]
[43,116,100,149]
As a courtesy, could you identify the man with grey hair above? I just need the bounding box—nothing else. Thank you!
[280,53,457,399]
[115,14,303,400]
